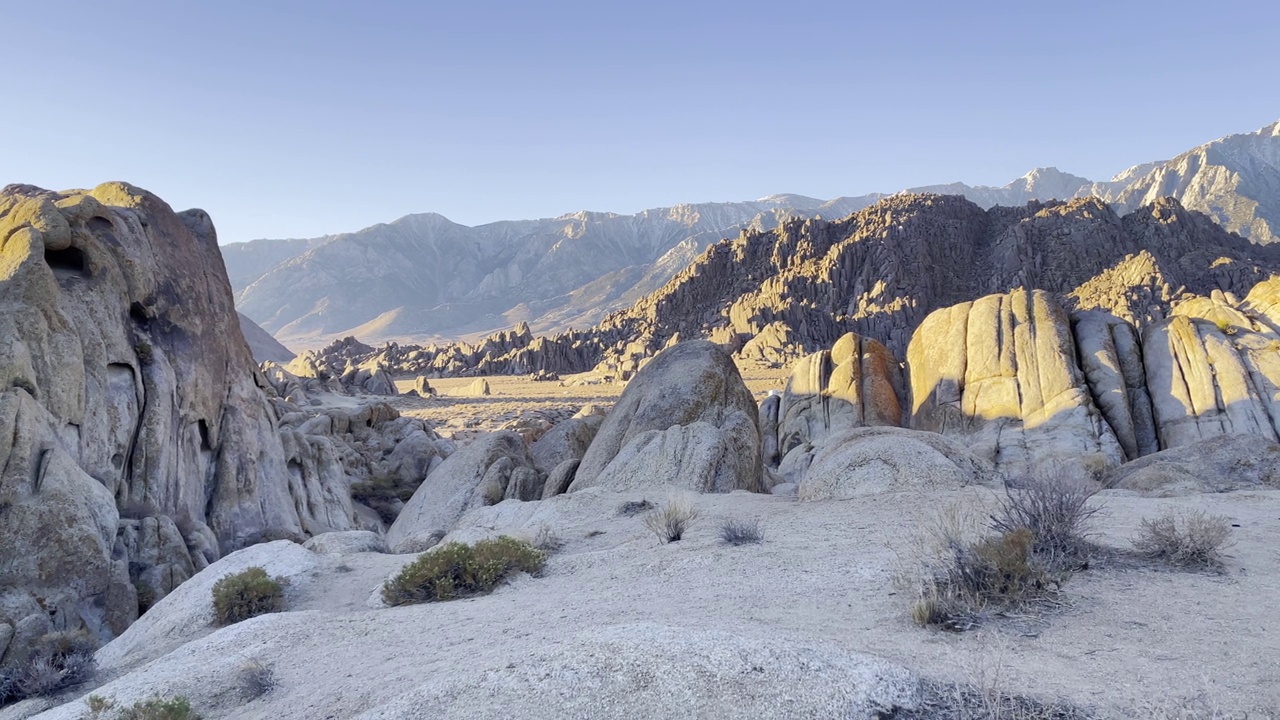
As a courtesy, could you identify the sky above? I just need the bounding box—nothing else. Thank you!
[2,0,1278,245]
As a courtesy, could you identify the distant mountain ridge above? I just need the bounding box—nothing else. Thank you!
[228,119,1280,348]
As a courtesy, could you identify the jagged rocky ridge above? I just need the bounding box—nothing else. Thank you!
[299,194,1280,381]
[0,184,449,671]
[232,197,880,347]
[232,120,1280,347]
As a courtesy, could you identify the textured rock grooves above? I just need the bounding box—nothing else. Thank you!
[765,285,1280,478]
[0,183,431,666]
[302,194,1280,383]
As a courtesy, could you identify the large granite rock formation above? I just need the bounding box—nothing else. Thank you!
[0,184,391,668]
[774,333,904,459]
[907,289,1126,477]
[568,341,765,494]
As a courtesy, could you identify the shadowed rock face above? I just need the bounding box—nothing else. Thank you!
[0,183,364,662]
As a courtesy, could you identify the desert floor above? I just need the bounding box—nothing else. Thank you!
[17,483,1280,719]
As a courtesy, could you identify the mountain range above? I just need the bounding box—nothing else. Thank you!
[228,119,1280,349]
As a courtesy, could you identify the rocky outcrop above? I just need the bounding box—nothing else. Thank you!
[529,415,604,476]
[1104,434,1280,496]
[775,333,904,458]
[0,184,409,669]
[386,431,535,553]
[907,289,1125,477]
[238,312,295,364]
[568,341,764,494]
[798,427,998,500]
[291,192,1280,383]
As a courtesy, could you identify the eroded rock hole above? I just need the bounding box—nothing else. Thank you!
[44,245,87,277]
[130,302,152,325]
[197,419,212,450]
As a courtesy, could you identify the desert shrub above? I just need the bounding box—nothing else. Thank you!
[87,695,202,720]
[236,660,275,701]
[718,518,764,546]
[643,499,700,543]
[381,536,546,606]
[908,680,1094,719]
[1133,510,1233,571]
[134,341,154,365]
[912,527,1058,631]
[350,474,418,524]
[0,630,98,705]
[617,499,653,517]
[211,567,285,626]
[991,466,1100,570]
[531,525,564,553]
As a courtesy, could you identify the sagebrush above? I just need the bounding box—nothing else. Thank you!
[643,498,700,543]
[912,527,1058,631]
[718,518,764,545]
[1133,510,1233,571]
[381,536,546,606]
[236,660,276,700]
[211,567,285,626]
[992,466,1100,570]
[0,630,97,705]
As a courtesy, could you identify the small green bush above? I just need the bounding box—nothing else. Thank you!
[134,341,154,366]
[211,567,285,626]
[381,536,545,606]
[87,695,201,720]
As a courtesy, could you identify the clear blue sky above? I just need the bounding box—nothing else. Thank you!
[3,0,1277,244]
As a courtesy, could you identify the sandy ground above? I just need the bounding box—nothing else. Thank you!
[18,483,1280,719]
[389,366,790,439]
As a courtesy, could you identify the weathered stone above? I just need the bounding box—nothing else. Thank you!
[1105,434,1280,496]
[386,431,534,552]
[541,459,580,499]
[799,427,998,501]
[530,415,603,476]
[569,341,763,494]
[907,289,1124,478]
[504,466,545,502]
[1071,311,1159,461]
[302,530,388,554]
[777,333,903,457]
